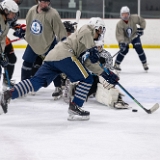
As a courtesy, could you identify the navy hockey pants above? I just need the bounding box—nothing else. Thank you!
[21,38,57,80]
[11,57,93,107]
[115,36,147,64]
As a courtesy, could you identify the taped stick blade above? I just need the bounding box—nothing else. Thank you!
[76,10,81,23]
[148,103,159,114]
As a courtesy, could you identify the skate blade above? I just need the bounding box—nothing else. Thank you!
[67,114,90,121]
[114,70,120,77]
[0,106,4,115]
[29,92,36,96]
[53,95,62,100]
[114,104,131,109]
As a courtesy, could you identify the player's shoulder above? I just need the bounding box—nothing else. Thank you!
[47,7,59,15]
[130,14,139,19]
[79,24,95,34]
[116,19,124,27]
[29,5,37,12]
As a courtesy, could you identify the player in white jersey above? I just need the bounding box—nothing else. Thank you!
[94,42,129,109]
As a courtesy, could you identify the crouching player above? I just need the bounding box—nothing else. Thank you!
[94,42,129,109]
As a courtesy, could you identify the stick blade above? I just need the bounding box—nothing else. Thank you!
[148,103,159,114]
[76,10,81,23]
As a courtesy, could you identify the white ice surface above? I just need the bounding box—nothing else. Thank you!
[0,49,160,160]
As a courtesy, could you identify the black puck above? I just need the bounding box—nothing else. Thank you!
[132,109,138,112]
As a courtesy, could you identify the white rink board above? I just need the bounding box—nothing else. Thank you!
[8,19,160,47]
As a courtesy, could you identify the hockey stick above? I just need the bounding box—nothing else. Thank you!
[73,10,81,30]
[112,51,119,58]
[99,63,159,114]
[0,45,11,88]
[117,83,159,114]
[112,35,141,58]
[76,10,81,24]
[11,38,21,43]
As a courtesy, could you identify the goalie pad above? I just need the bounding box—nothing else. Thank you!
[99,76,114,90]
[95,82,129,109]
[95,83,119,107]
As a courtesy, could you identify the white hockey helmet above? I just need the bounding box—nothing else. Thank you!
[89,17,105,30]
[88,17,106,40]
[120,6,130,21]
[0,0,19,13]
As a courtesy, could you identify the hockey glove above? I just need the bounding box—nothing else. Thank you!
[13,24,26,38]
[101,70,119,85]
[0,53,9,67]
[137,28,144,36]
[88,47,99,63]
[12,24,26,30]
[119,43,127,52]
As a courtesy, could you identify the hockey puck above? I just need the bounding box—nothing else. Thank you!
[132,109,138,112]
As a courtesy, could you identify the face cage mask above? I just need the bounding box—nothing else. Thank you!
[99,50,114,70]
[95,27,106,41]
[121,13,130,21]
[6,11,19,23]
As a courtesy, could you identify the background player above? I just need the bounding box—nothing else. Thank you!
[0,0,19,87]
[114,6,149,72]
[3,0,24,89]
[13,0,67,81]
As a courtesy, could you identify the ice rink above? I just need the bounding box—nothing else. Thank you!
[0,48,160,160]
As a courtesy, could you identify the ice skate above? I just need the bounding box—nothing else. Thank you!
[113,63,121,76]
[52,87,62,100]
[114,94,129,109]
[142,63,149,71]
[114,63,121,71]
[0,90,12,114]
[68,102,90,121]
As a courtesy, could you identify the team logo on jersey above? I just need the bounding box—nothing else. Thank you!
[126,27,132,38]
[30,20,43,35]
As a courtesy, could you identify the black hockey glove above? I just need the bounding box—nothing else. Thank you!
[0,53,9,67]
[101,70,119,85]
[13,27,26,38]
[88,47,99,63]
[119,43,127,52]
[137,28,144,36]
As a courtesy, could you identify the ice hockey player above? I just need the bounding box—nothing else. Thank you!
[13,0,67,81]
[0,19,119,121]
[0,0,19,85]
[114,6,149,72]
[64,40,129,109]
[93,41,129,109]
[3,0,24,90]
